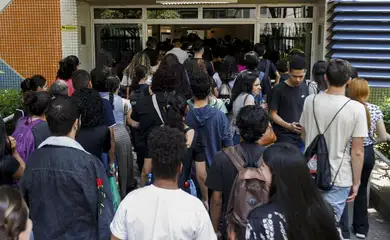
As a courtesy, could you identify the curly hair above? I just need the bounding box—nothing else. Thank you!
[72,88,105,128]
[123,51,152,86]
[151,68,177,93]
[158,54,192,99]
[148,126,186,180]
[0,186,29,240]
[236,105,269,142]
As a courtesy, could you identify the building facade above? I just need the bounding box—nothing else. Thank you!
[0,0,389,92]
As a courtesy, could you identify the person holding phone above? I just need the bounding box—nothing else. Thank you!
[269,56,309,152]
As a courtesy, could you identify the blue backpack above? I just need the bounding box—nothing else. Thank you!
[12,117,42,162]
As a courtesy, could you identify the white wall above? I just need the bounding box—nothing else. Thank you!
[60,0,79,59]
[77,1,93,72]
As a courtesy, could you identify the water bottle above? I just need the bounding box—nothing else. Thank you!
[147,173,153,185]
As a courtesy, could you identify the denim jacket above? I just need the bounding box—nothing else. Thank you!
[20,136,114,240]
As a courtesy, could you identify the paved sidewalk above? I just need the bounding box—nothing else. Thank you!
[350,208,390,240]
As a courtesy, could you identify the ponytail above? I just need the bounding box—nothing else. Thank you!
[165,92,187,133]
[109,92,114,109]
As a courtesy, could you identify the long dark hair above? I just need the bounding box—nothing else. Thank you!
[231,71,258,102]
[130,65,147,91]
[0,186,29,240]
[262,143,340,240]
[312,61,329,92]
[218,55,238,84]
[105,75,121,110]
[165,92,187,133]
[158,54,192,99]
[57,55,79,80]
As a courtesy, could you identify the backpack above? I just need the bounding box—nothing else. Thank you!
[129,86,147,108]
[304,95,351,191]
[12,117,42,162]
[223,145,270,237]
[258,59,272,98]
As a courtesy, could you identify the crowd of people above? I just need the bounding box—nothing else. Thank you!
[0,34,389,240]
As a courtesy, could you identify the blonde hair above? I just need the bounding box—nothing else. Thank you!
[123,51,152,84]
[348,78,371,129]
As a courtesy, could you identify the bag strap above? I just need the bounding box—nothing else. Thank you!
[243,94,250,106]
[123,100,129,124]
[25,118,43,129]
[223,146,245,172]
[152,94,164,124]
[313,95,351,134]
[330,141,349,187]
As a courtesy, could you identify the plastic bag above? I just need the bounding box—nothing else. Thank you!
[108,164,121,212]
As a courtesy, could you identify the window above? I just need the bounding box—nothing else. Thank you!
[147,8,198,19]
[94,8,142,19]
[203,8,256,19]
[260,6,313,18]
[260,23,313,76]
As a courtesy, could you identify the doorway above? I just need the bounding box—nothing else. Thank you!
[148,24,255,43]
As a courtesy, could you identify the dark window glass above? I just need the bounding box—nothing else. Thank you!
[94,8,142,19]
[147,8,198,19]
[260,6,313,18]
[203,8,256,19]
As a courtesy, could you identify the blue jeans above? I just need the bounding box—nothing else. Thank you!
[322,186,350,222]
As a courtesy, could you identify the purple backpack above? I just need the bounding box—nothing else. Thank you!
[12,117,42,163]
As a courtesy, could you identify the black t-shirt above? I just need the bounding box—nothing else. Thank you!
[183,58,215,78]
[131,92,166,157]
[32,122,51,149]
[206,142,266,215]
[180,129,206,188]
[269,81,308,143]
[76,125,111,161]
[0,155,20,185]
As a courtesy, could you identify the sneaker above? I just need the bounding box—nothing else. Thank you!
[355,233,366,239]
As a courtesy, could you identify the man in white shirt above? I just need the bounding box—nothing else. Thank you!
[110,126,216,240]
[300,59,367,221]
[166,39,189,64]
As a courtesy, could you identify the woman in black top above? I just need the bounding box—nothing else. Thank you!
[0,118,25,186]
[73,89,111,162]
[165,92,208,205]
[245,143,340,240]
[130,68,179,186]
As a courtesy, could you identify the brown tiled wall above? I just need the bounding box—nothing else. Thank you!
[0,0,62,84]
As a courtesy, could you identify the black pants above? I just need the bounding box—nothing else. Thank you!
[340,144,375,237]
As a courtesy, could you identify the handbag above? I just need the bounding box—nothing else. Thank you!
[108,164,121,212]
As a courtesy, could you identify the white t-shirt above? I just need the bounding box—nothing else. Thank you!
[300,93,368,187]
[110,185,216,240]
[166,47,189,64]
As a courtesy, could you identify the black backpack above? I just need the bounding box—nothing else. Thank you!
[304,95,350,191]
[129,87,147,108]
[258,59,272,98]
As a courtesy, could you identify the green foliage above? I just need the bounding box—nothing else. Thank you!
[0,89,21,118]
[377,97,390,158]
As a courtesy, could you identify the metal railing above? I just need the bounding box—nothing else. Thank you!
[3,114,14,124]
[374,148,390,167]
